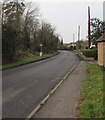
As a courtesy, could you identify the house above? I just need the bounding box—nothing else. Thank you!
[69,42,76,47]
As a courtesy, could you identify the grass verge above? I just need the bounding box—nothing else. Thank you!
[1,52,59,70]
[79,64,104,118]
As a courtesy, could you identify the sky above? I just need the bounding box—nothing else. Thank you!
[26,0,104,43]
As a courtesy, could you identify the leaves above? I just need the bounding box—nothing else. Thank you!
[2,0,60,64]
[90,18,105,45]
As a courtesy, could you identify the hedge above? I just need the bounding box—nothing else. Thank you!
[82,49,97,60]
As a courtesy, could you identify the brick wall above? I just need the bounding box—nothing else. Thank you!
[98,42,105,67]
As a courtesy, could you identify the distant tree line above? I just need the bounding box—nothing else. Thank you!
[2,0,62,64]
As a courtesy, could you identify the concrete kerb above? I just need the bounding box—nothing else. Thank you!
[26,64,77,119]
[77,51,95,61]
[2,52,60,70]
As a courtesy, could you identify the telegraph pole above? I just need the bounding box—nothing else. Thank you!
[73,34,75,50]
[78,25,80,42]
[88,6,91,48]
[73,34,75,43]
[77,25,80,50]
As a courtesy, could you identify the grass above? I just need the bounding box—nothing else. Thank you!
[79,64,104,118]
[1,52,59,70]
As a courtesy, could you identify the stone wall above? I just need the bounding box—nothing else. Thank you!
[98,42,105,67]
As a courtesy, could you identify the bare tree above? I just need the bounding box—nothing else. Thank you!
[22,2,40,52]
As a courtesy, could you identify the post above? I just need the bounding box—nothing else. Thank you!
[103,1,105,21]
[41,45,42,53]
[40,43,43,56]
[77,25,80,50]
[78,25,80,42]
[103,1,105,113]
[73,34,75,50]
[88,6,91,48]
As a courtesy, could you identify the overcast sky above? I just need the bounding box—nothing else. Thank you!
[26,0,104,43]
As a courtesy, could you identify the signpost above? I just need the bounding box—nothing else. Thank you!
[40,43,43,56]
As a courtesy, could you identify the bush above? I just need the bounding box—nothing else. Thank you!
[82,49,97,60]
[2,24,17,64]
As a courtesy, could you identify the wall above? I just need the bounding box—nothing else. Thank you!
[98,42,105,67]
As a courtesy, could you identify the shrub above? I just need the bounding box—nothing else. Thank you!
[82,49,97,60]
[2,24,17,64]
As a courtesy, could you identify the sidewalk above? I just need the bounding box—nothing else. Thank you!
[33,61,88,118]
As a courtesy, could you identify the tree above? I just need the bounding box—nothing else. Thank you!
[22,2,39,52]
[60,38,63,49]
[90,18,105,45]
[2,0,60,64]
[2,23,17,64]
[2,0,25,25]
[2,0,25,63]
[2,0,25,51]
[36,21,58,53]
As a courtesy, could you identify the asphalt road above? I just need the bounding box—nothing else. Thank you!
[2,51,80,118]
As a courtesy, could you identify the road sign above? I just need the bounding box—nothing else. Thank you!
[40,43,43,47]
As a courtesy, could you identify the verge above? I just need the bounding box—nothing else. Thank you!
[1,52,59,70]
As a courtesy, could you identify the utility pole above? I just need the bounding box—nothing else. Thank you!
[88,6,91,48]
[77,25,80,50]
[104,2,105,21]
[73,34,75,43]
[78,25,80,41]
[73,34,75,50]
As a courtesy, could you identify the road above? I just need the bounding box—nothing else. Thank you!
[2,51,80,118]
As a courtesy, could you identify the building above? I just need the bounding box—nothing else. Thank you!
[66,42,76,48]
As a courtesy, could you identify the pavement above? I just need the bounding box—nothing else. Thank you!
[33,61,88,118]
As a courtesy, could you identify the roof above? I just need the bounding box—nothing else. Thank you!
[97,33,105,42]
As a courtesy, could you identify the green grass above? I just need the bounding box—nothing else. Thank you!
[79,64,104,118]
[1,52,59,70]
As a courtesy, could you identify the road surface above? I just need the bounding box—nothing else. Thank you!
[2,51,80,118]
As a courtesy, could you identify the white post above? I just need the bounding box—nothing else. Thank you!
[40,43,43,56]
